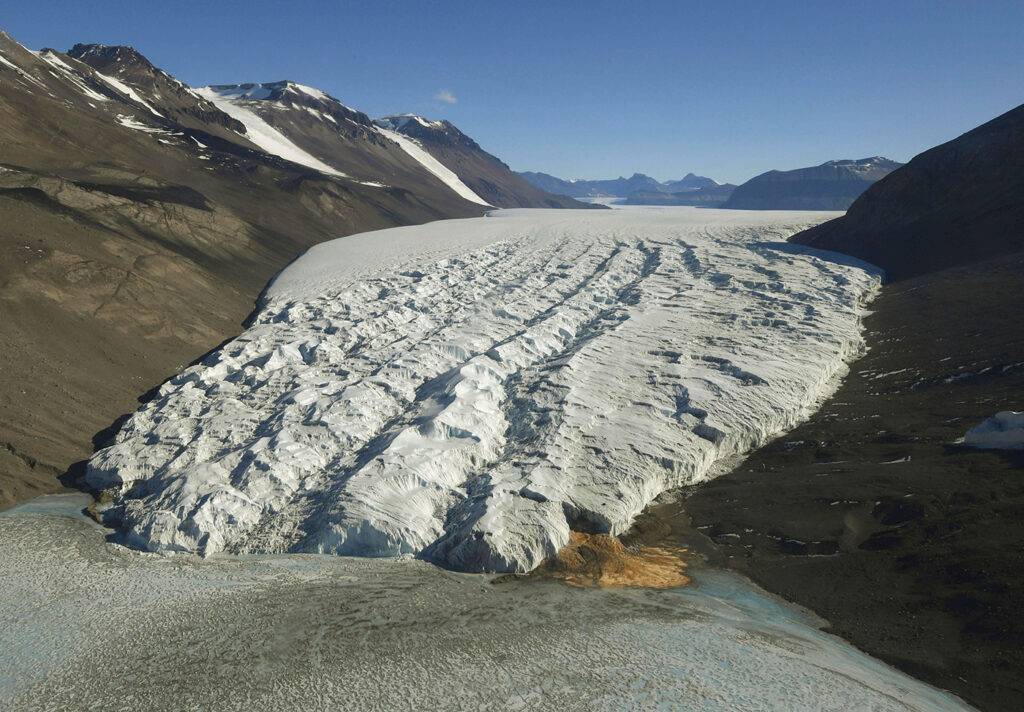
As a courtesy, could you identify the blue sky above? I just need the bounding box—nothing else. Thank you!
[5,1,1023,183]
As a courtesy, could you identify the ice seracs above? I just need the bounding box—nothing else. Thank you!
[87,208,881,572]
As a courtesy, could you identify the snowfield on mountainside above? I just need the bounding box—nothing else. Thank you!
[87,207,881,572]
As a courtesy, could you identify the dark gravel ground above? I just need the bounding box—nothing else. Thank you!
[650,249,1024,711]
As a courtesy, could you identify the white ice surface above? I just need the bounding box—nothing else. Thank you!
[88,208,880,572]
[374,125,490,206]
[963,411,1024,450]
[194,86,350,178]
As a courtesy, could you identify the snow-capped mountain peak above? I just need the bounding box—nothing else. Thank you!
[376,114,445,131]
[203,81,371,129]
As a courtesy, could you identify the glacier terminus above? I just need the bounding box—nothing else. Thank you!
[87,207,881,572]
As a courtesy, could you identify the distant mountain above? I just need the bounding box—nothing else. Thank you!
[517,171,721,199]
[793,104,1024,279]
[622,183,737,207]
[516,171,581,196]
[663,173,720,192]
[376,115,587,209]
[722,157,903,211]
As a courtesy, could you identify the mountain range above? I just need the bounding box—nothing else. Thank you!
[0,29,586,507]
[621,183,738,207]
[517,171,720,198]
[521,158,901,210]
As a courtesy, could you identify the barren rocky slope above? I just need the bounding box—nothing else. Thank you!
[794,103,1024,279]
[723,157,903,211]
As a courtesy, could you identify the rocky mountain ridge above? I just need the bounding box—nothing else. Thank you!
[722,157,903,210]
[622,183,738,207]
[517,171,721,199]
[793,105,1024,278]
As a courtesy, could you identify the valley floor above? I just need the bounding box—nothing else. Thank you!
[0,493,970,711]
[672,250,1024,711]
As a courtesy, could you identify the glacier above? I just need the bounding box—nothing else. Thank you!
[87,207,881,572]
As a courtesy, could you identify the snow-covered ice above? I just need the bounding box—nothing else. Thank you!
[291,81,329,101]
[88,208,880,572]
[374,124,490,205]
[963,411,1024,450]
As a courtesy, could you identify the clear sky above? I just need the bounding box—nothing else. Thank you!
[5,1,1023,184]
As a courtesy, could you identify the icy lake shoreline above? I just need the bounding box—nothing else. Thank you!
[0,493,973,711]
[85,207,883,571]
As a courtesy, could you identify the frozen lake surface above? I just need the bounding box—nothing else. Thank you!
[87,207,882,571]
[0,494,972,711]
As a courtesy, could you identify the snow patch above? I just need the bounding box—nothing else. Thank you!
[963,411,1024,450]
[95,71,163,117]
[115,114,169,134]
[209,84,274,100]
[291,82,327,100]
[195,86,350,178]
[375,125,489,206]
[395,114,444,130]
[0,51,46,89]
